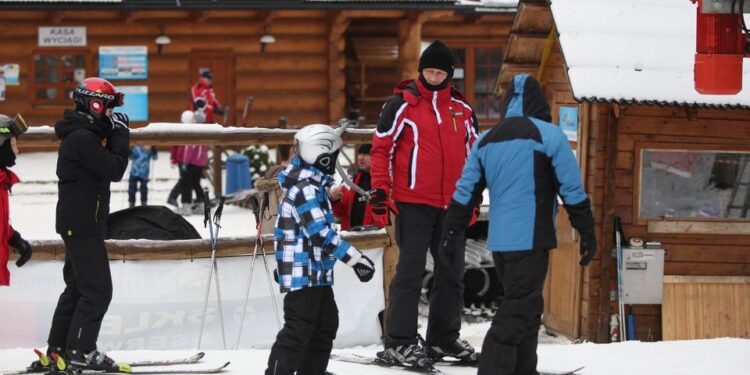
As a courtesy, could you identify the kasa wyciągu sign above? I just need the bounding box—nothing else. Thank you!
[38,27,87,47]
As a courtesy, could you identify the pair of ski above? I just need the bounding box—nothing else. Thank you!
[331,353,583,375]
[2,352,229,375]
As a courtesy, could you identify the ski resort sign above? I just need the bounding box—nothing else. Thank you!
[38,27,86,47]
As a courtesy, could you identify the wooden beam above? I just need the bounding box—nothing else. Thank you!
[648,221,750,235]
[17,232,389,261]
[20,126,375,150]
[340,10,406,19]
[124,11,141,24]
[188,11,211,23]
[596,106,620,343]
[328,11,350,123]
[46,11,65,24]
[398,12,429,81]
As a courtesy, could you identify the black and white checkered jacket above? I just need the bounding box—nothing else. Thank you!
[274,157,362,293]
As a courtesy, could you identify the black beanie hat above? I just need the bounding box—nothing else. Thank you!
[419,40,454,77]
[358,144,371,154]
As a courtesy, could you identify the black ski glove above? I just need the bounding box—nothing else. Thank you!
[439,228,464,266]
[213,106,226,116]
[579,234,597,266]
[369,189,389,228]
[110,112,129,129]
[9,230,32,267]
[352,255,375,282]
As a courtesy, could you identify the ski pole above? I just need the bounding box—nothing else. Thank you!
[235,194,265,349]
[197,189,227,349]
[257,193,282,330]
[212,195,228,349]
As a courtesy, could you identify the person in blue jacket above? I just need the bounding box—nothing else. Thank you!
[439,74,597,375]
[128,144,157,207]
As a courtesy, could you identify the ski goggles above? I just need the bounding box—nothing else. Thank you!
[0,113,28,140]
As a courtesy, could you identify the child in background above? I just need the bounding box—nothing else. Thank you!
[0,112,32,287]
[128,144,158,208]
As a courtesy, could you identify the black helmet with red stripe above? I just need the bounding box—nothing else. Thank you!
[73,77,124,122]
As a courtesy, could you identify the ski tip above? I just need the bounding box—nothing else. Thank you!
[189,352,205,362]
[220,361,231,370]
[33,348,42,357]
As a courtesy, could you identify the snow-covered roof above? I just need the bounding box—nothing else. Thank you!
[551,0,750,108]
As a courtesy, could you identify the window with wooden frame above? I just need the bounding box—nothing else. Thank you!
[448,43,503,125]
[30,48,92,105]
[637,145,750,222]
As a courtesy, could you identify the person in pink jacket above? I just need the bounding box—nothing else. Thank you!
[174,108,208,216]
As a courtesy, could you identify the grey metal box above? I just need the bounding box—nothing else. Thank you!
[622,247,665,304]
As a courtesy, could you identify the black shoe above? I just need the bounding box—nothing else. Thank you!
[377,344,434,368]
[427,339,480,363]
[65,349,122,372]
[166,198,178,208]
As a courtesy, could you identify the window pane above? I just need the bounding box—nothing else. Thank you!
[640,150,750,219]
[34,54,58,83]
[473,48,502,120]
[36,87,58,100]
[450,48,467,94]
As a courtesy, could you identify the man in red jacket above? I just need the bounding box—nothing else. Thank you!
[371,40,479,368]
[191,69,224,123]
[331,144,375,230]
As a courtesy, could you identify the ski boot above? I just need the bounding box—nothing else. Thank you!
[426,338,480,365]
[46,349,130,374]
[376,343,434,369]
[25,347,63,373]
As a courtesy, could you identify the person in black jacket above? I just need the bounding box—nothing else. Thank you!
[35,77,130,374]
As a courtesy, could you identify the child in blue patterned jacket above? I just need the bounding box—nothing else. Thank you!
[265,124,376,375]
[128,144,157,207]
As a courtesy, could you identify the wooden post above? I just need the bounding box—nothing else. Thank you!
[212,146,223,196]
[328,12,350,124]
[397,13,427,81]
[596,105,620,343]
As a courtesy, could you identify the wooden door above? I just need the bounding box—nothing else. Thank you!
[543,209,582,338]
[189,49,235,125]
[542,94,585,338]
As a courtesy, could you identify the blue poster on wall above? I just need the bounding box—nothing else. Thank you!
[99,46,148,80]
[559,106,578,142]
[116,86,148,122]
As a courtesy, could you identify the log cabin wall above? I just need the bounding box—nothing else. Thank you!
[0,10,514,129]
[596,104,750,341]
[0,10,333,128]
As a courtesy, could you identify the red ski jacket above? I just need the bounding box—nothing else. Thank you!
[332,170,375,230]
[191,80,222,123]
[0,169,19,286]
[371,79,478,209]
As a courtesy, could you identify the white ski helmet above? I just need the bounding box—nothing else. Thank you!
[180,110,195,123]
[294,123,348,174]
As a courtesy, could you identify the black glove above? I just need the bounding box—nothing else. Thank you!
[439,228,463,266]
[110,112,129,129]
[579,234,597,266]
[369,189,389,228]
[213,106,226,116]
[352,255,375,282]
[9,230,32,267]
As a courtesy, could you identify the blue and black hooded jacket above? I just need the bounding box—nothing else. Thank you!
[446,74,595,252]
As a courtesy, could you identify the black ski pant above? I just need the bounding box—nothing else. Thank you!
[128,176,148,205]
[385,203,465,348]
[266,286,339,375]
[179,164,204,204]
[167,163,186,203]
[478,248,550,375]
[48,235,113,353]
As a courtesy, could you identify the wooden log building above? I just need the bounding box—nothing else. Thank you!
[0,0,515,129]
[499,0,750,343]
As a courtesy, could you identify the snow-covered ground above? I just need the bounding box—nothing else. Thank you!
[1,336,749,374]
[4,151,750,374]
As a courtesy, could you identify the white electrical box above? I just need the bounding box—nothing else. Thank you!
[622,246,665,304]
